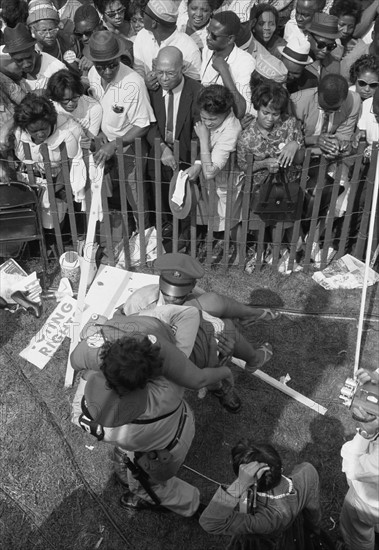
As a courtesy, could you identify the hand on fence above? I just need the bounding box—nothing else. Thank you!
[317,134,339,157]
[94,141,117,166]
[161,145,177,170]
[264,158,280,173]
[277,141,299,168]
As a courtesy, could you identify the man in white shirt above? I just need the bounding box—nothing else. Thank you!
[201,11,255,119]
[2,23,66,93]
[284,0,321,42]
[133,0,201,90]
[85,31,155,221]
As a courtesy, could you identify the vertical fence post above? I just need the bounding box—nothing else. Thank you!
[40,143,64,256]
[59,142,78,250]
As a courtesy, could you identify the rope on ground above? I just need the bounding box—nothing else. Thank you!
[3,347,134,549]
[275,308,379,323]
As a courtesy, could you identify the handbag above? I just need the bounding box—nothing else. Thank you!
[253,167,303,224]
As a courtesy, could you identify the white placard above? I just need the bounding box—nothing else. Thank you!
[20,296,77,369]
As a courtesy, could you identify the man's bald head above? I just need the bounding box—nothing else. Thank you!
[155,46,184,90]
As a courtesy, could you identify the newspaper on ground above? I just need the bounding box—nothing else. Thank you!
[0,259,42,302]
[312,254,379,290]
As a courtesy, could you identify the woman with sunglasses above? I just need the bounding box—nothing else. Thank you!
[46,69,103,148]
[349,54,379,103]
[93,0,134,66]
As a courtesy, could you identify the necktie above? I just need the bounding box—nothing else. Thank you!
[321,111,330,134]
[165,90,174,145]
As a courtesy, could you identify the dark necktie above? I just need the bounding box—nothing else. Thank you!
[165,90,174,145]
[321,111,330,134]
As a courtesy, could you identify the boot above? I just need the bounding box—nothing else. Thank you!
[112,447,130,487]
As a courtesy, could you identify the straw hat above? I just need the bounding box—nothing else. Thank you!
[278,36,313,65]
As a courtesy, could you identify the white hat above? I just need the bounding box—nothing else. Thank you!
[278,36,313,66]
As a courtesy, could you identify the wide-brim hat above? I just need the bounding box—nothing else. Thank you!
[83,30,127,62]
[278,45,313,65]
[307,13,339,39]
[84,371,148,427]
[3,23,37,54]
[169,165,200,220]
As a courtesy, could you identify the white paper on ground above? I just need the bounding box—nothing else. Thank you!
[20,296,77,369]
[312,254,379,290]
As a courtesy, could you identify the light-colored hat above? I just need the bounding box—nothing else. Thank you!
[146,0,179,24]
[27,0,59,25]
[255,53,288,83]
[278,36,313,65]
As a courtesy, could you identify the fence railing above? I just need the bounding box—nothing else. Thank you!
[18,137,379,273]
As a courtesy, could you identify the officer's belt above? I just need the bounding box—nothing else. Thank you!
[81,396,182,425]
[166,401,188,451]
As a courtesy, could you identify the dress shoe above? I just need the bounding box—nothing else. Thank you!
[210,380,242,413]
[10,290,42,318]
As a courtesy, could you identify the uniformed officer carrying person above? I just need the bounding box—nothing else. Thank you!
[71,305,237,515]
[123,253,275,372]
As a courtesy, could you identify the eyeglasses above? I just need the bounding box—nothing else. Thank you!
[95,61,120,72]
[310,34,337,51]
[74,29,94,38]
[104,6,126,19]
[60,95,81,105]
[35,27,59,36]
[357,79,379,89]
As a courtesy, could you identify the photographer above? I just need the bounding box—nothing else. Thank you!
[340,368,379,550]
[199,439,322,549]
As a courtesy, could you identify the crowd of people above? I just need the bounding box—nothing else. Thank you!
[0,0,378,269]
[69,251,379,550]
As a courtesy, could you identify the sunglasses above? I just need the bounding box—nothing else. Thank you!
[310,34,337,51]
[104,6,126,18]
[74,29,95,38]
[357,79,379,89]
[207,29,229,40]
[95,61,120,72]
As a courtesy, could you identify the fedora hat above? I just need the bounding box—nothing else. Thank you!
[3,23,36,54]
[307,13,339,39]
[83,30,127,62]
[169,165,200,220]
[278,37,313,65]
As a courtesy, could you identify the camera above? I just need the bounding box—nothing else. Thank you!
[340,378,379,420]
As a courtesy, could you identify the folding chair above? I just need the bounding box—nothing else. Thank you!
[0,181,49,280]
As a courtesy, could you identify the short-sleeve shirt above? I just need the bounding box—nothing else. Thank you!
[358,97,379,145]
[201,44,256,114]
[88,63,156,141]
[54,95,103,137]
[133,28,201,81]
[23,52,66,92]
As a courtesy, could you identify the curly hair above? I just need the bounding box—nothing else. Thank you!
[250,3,279,27]
[329,0,361,25]
[349,54,379,85]
[100,336,163,397]
[252,81,289,114]
[14,94,57,131]
[232,439,282,492]
[128,0,148,16]
[197,84,235,114]
[188,0,224,11]
[93,0,130,17]
[46,70,85,102]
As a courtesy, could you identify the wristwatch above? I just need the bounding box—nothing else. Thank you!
[356,427,379,440]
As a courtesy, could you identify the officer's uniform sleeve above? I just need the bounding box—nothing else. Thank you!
[70,340,102,371]
[71,377,87,426]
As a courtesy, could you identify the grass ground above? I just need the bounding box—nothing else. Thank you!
[1,260,378,550]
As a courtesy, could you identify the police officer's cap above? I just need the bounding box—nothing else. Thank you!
[154,253,204,298]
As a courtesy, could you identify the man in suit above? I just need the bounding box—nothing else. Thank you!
[147,46,202,231]
[290,74,360,157]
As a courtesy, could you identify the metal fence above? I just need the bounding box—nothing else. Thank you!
[18,137,379,273]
